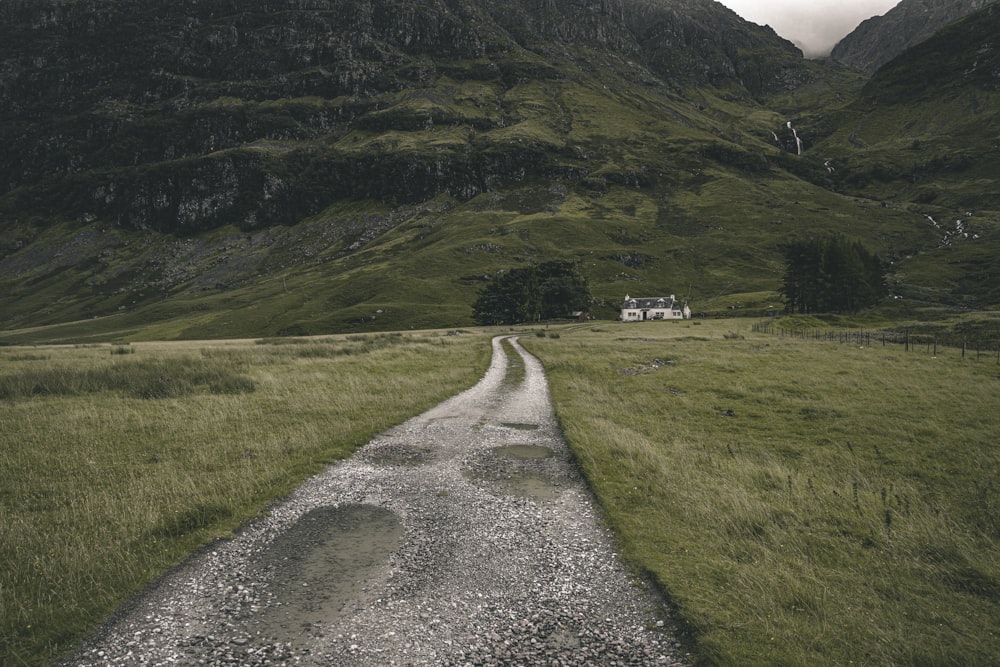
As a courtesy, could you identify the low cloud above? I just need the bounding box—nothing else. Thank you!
[716,0,900,57]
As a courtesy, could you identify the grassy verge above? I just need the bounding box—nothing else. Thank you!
[501,336,526,388]
[524,320,1000,666]
[0,331,491,665]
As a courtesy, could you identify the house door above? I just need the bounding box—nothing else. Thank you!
[642,310,648,321]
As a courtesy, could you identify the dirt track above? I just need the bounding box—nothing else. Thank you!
[69,336,687,666]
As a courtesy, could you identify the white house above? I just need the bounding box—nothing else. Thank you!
[620,294,691,321]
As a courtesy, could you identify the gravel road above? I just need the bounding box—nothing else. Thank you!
[69,336,688,666]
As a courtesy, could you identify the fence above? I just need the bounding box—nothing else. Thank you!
[751,321,1000,364]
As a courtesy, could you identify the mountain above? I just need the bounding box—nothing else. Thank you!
[0,0,997,342]
[814,1,1000,305]
[0,0,808,238]
[831,0,994,74]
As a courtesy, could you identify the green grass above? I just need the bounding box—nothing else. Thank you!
[4,321,999,665]
[0,353,255,400]
[524,319,1000,666]
[0,331,491,665]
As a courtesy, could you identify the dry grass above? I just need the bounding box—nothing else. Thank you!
[0,332,490,665]
[524,320,1000,666]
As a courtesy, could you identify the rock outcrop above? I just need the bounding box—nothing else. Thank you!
[831,0,993,74]
[0,0,809,234]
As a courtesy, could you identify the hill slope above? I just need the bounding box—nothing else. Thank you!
[814,1,1000,305]
[0,0,997,342]
[0,0,808,234]
[831,0,994,74]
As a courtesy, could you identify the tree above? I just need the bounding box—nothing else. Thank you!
[472,261,591,325]
[780,236,887,314]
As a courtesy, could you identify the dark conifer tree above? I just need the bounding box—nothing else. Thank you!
[780,236,887,314]
[472,261,590,325]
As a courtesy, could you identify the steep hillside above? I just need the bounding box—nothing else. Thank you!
[0,0,808,237]
[0,0,996,342]
[815,2,1000,305]
[831,0,994,74]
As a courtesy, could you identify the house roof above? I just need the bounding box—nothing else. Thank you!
[622,296,682,309]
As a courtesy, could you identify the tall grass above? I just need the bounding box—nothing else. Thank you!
[0,355,256,400]
[524,320,1000,666]
[0,332,490,665]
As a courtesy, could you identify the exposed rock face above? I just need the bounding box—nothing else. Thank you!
[831,0,993,74]
[859,1,1000,101]
[0,0,808,235]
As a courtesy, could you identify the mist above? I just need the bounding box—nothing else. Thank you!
[715,0,900,58]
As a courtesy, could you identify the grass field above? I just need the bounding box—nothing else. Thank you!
[3,320,998,666]
[0,331,491,665]
[523,319,1000,666]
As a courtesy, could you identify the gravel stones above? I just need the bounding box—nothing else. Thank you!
[67,336,688,667]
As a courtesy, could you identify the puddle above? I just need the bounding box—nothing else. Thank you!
[462,468,562,500]
[495,474,562,500]
[463,445,562,500]
[500,422,540,431]
[365,444,432,466]
[247,504,402,644]
[494,445,555,460]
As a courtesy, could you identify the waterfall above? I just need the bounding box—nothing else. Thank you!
[786,121,802,155]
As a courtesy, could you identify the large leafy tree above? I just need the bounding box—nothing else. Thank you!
[472,261,590,325]
[780,236,887,314]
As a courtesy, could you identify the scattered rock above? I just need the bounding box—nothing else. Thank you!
[618,358,676,375]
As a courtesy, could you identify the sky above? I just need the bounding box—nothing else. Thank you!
[714,0,901,58]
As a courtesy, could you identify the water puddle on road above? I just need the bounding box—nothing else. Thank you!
[494,445,555,460]
[494,446,559,498]
[364,443,433,467]
[247,504,402,645]
[495,473,562,499]
[463,445,561,500]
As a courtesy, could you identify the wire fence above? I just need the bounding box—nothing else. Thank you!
[751,321,1000,364]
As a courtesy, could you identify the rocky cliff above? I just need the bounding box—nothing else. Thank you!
[0,0,807,235]
[861,1,1000,101]
[831,0,993,74]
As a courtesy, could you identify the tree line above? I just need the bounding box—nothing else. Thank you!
[780,236,888,314]
[470,238,884,324]
[472,261,591,326]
